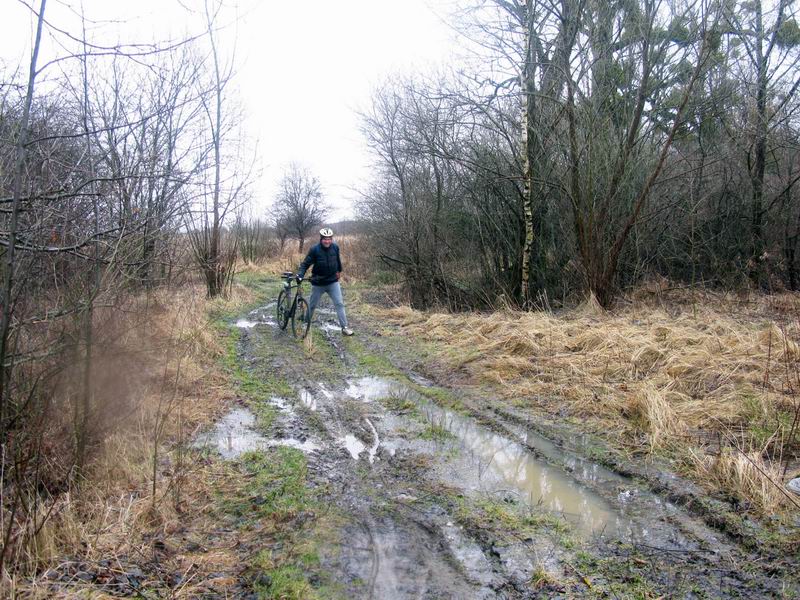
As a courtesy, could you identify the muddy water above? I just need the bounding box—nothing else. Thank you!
[195,405,318,458]
[235,302,278,329]
[345,376,394,402]
[319,321,342,334]
[195,408,267,459]
[347,377,670,539]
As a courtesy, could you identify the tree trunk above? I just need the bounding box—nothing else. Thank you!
[749,0,768,287]
[519,0,537,308]
[206,0,224,298]
[0,0,47,435]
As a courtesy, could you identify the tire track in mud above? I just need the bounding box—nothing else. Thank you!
[224,299,795,599]
[295,366,499,598]
[232,313,511,598]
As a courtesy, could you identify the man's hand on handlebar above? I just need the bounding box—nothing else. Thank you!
[295,275,303,283]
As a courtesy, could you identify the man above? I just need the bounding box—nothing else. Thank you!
[297,228,354,336]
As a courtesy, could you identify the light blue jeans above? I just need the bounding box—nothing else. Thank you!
[308,282,348,329]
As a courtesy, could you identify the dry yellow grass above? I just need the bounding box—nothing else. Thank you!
[690,447,789,515]
[241,233,370,282]
[3,281,254,594]
[378,290,800,516]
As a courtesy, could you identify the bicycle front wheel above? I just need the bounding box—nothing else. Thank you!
[292,297,311,339]
[276,289,291,330]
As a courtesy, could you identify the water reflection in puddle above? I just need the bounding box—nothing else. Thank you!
[235,302,278,329]
[320,321,342,334]
[342,434,367,460]
[346,377,651,538]
[195,408,264,459]
[417,397,626,536]
[195,407,318,458]
[345,377,394,402]
[300,389,318,410]
[340,418,380,463]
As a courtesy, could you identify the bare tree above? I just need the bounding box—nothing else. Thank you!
[0,0,255,575]
[723,0,800,285]
[272,163,327,253]
[0,0,46,443]
[234,209,275,263]
[183,0,248,298]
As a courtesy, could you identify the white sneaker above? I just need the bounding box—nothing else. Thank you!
[342,327,354,336]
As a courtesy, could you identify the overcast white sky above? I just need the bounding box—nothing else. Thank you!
[2,0,463,222]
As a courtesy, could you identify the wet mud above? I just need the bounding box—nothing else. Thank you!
[197,295,797,598]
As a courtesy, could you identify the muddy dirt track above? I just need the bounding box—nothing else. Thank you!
[202,285,798,599]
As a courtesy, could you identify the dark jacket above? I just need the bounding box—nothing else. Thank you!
[298,242,342,286]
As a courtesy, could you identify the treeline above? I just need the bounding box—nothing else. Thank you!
[359,0,800,310]
[0,1,258,574]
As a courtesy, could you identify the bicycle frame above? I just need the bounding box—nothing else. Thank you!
[288,281,304,315]
[276,273,311,338]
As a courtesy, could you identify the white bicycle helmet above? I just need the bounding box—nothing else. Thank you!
[319,227,334,237]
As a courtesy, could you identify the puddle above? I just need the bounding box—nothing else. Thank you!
[341,418,380,463]
[194,407,317,458]
[197,408,267,459]
[506,423,627,485]
[194,408,267,459]
[300,389,318,411]
[235,302,278,328]
[249,301,276,313]
[339,516,495,600]
[345,377,394,403]
[346,377,680,540]
[271,438,320,453]
[365,418,380,463]
[270,396,292,411]
[342,434,367,460]
[414,395,627,536]
[320,321,342,334]
[442,522,496,587]
[235,319,259,328]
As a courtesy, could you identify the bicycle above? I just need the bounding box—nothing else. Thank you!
[276,271,311,339]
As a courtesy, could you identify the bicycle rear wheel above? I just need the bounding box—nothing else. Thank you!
[276,289,291,330]
[292,297,311,339]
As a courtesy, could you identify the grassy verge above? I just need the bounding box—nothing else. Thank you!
[345,334,404,377]
[3,279,264,596]
[214,447,339,599]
